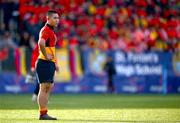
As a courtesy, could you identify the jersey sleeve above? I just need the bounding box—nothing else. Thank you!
[39,29,49,41]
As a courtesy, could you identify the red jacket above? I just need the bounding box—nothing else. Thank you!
[31,44,39,70]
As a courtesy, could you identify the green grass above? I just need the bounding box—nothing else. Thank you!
[0,94,180,123]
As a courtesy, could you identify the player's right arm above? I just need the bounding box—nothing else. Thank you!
[38,39,53,60]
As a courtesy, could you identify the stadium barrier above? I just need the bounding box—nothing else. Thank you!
[0,48,180,94]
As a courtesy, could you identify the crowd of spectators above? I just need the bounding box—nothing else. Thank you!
[0,0,180,55]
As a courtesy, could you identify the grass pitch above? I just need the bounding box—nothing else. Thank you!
[0,94,180,123]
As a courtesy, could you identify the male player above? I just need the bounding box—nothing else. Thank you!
[36,10,59,120]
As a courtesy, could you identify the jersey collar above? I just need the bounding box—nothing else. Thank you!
[46,23,54,31]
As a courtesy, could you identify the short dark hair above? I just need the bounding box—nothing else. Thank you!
[46,10,58,17]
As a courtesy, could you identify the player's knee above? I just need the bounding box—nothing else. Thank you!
[40,83,52,93]
[45,86,51,93]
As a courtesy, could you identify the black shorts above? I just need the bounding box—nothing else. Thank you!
[36,59,55,83]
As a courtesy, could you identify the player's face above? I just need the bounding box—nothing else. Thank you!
[49,13,59,27]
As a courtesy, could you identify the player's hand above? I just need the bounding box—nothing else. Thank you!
[31,67,35,72]
[55,64,59,72]
[46,54,53,60]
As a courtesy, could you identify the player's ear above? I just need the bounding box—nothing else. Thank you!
[46,16,50,20]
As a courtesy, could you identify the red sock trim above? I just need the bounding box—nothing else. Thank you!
[40,108,47,116]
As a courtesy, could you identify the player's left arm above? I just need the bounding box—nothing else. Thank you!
[55,52,59,72]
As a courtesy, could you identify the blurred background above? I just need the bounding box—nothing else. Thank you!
[0,0,179,94]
